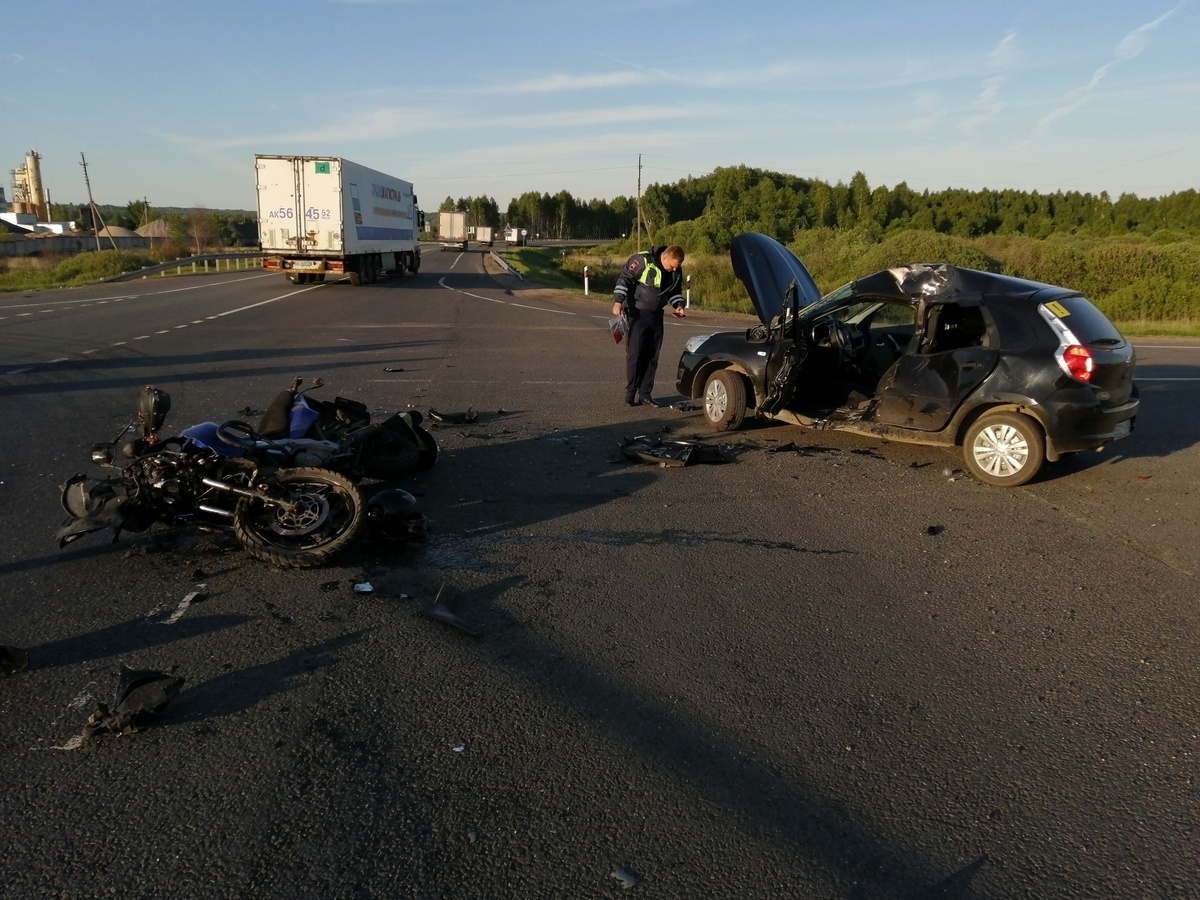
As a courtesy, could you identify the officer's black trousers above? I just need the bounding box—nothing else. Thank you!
[625,308,665,399]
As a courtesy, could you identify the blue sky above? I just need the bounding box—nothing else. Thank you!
[3,0,1197,213]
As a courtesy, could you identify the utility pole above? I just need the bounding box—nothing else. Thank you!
[633,152,643,248]
[79,153,116,250]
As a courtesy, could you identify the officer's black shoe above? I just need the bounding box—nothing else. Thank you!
[639,395,660,408]
[625,393,639,406]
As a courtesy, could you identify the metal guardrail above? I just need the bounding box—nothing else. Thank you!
[489,250,524,280]
[101,251,262,283]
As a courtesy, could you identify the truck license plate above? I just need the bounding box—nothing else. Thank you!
[1113,420,1132,440]
[292,260,320,270]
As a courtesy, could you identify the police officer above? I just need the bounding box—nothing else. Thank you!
[611,245,686,406]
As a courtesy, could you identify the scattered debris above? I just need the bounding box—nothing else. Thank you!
[421,582,480,636]
[926,525,945,536]
[353,582,374,593]
[383,366,405,373]
[620,435,730,467]
[766,441,798,453]
[238,406,260,417]
[429,407,477,425]
[612,867,642,889]
[669,401,698,411]
[83,665,184,737]
[1,645,29,676]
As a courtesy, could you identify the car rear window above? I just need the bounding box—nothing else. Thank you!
[1044,296,1125,344]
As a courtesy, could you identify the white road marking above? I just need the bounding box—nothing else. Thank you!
[163,587,205,625]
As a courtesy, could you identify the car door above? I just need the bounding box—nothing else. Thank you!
[759,281,808,415]
[873,301,999,431]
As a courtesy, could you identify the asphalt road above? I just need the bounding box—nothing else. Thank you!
[1,250,1197,898]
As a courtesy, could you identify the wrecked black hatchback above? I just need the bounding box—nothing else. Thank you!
[676,232,1138,486]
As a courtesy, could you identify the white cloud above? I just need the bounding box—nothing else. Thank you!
[1036,4,1182,136]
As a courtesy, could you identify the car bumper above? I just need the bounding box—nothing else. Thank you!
[1043,396,1139,455]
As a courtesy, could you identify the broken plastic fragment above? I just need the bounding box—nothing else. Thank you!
[353,582,374,593]
[612,867,642,889]
[621,435,729,467]
[428,407,478,425]
[84,665,185,736]
[421,582,480,636]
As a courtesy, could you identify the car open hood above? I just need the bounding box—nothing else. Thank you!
[730,232,824,325]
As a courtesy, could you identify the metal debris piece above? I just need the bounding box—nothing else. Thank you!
[1,645,29,676]
[620,435,730,467]
[83,665,184,736]
[383,366,405,372]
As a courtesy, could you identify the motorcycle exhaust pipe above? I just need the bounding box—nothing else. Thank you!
[201,477,263,501]
[198,504,235,518]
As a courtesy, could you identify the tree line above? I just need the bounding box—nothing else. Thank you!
[442,165,1199,250]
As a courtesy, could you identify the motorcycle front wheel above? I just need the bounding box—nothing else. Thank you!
[233,467,364,568]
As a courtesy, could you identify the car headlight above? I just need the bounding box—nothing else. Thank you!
[683,334,712,355]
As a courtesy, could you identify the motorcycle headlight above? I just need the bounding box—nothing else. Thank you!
[683,334,713,355]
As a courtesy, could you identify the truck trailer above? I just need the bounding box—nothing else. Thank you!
[256,155,423,285]
[438,211,468,251]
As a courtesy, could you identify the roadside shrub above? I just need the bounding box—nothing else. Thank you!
[50,249,158,284]
[1097,276,1200,324]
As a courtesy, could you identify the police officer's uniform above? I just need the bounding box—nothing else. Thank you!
[612,247,684,405]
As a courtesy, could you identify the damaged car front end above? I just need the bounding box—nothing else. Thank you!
[677,232,1138,486]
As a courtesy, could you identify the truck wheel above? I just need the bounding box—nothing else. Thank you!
[409,253,420,274]
[348,256,363,286]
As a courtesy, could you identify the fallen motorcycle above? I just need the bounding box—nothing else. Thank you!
[57,386,365,568]
[221,376,438,482]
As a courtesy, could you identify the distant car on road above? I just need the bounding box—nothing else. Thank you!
[676,232,1139,486]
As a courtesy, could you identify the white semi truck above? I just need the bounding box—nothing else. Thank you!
[438,211,468,251]
[256,155,423,285]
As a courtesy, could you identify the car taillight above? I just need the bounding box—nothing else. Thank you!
[1059,344,1094,383]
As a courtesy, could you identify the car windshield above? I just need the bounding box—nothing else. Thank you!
[799,283,856,320]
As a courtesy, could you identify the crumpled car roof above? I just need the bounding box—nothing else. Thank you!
[730,232,1082,325]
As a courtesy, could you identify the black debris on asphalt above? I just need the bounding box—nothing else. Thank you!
[83,665,185,737]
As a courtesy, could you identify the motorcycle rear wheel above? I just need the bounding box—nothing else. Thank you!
[233,467,364,568]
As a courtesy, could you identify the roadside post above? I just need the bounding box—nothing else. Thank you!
[686,274,691,307]
[584,265,589,296]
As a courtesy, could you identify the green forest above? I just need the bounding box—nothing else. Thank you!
[440,166,1200,332]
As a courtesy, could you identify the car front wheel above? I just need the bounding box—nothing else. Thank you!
[703,369,747,431]
[963,412,1045,487]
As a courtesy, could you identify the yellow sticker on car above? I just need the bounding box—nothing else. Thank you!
[1044,300,1070,318]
